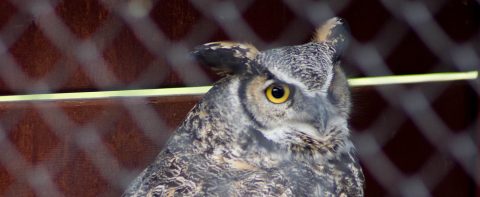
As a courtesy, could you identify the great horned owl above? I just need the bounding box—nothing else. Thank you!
[123,17,364,197]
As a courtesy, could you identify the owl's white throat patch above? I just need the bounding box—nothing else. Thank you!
[261,121,321,143]
[258,119,351,158]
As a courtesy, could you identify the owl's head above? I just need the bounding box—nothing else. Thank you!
[192,18,352,157]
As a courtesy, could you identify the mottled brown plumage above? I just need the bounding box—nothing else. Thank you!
[123,17,364,197]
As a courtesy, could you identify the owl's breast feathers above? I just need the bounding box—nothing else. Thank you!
[123,103,364,197]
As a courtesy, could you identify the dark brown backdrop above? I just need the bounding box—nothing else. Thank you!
[0,0,478,196]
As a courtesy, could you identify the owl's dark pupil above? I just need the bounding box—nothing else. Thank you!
[271,86,284,98]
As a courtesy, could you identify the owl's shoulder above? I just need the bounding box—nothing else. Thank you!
[124,147,295,196]
[121,149,197,196]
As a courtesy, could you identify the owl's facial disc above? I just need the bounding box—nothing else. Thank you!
[242,76,294,127]
[240,74,348,156]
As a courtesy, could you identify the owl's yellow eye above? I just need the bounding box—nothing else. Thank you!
[265,84,290,104]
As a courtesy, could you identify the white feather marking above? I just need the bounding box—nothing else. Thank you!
[320,66,334,92]
[268,69,308,90]
[260,121,320,142]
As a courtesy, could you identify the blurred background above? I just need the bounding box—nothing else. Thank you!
[0,0,478,196]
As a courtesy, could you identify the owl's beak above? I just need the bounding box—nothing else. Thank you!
[306,95,340,135]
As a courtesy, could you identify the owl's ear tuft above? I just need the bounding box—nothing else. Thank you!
[192,42,259,76]
[313,17,349,61]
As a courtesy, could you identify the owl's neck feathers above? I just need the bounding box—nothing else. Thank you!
[257,117,353,161]
[285,126,353,161]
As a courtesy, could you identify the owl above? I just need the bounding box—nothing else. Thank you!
[123,17,364,197]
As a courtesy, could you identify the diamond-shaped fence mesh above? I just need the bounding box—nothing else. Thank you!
[0,0,478,196]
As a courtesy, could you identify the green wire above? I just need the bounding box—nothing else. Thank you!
[348,71,478,86]
[0,71,476,102]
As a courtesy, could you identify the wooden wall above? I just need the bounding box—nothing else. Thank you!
[0,0,478,196]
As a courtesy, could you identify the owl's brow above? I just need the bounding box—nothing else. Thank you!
[264,68,308,91]
[261,75,297,94]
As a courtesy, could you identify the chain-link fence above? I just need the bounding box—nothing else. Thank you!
[0,0,478,196]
